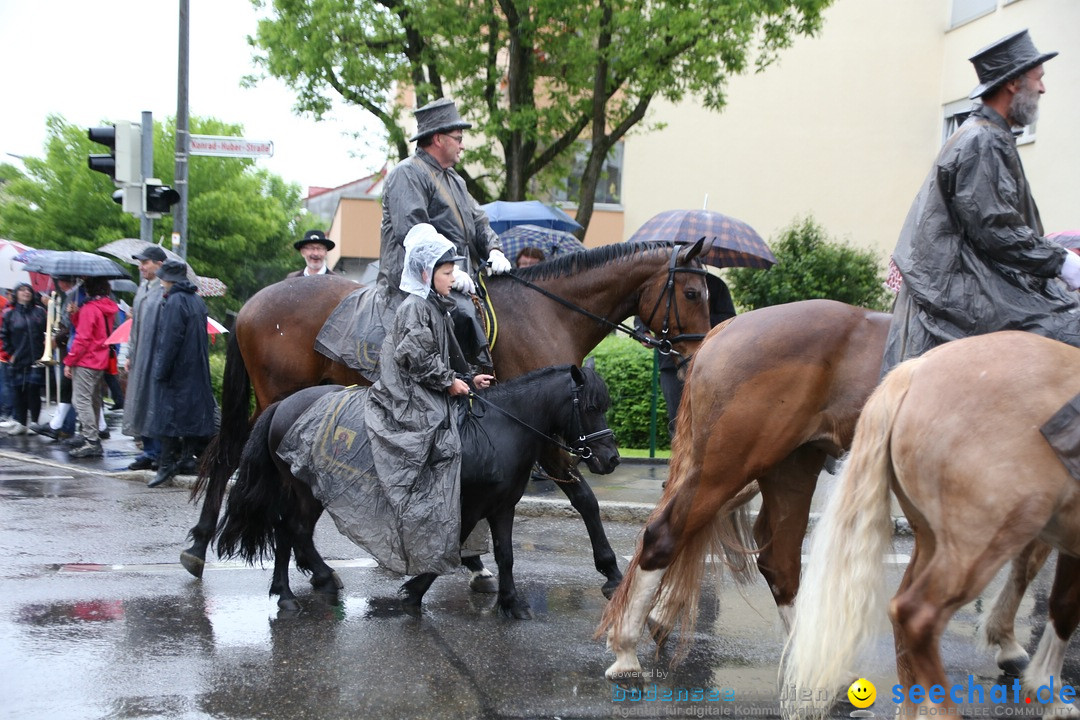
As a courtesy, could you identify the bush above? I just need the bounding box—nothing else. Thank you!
[728,216,891,311]
[588,335,670,450]
[208,341,226,408]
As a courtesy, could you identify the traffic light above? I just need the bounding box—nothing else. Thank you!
[87,120,141,184]
[143,179,180,218]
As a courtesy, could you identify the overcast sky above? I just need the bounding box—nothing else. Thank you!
[0,0,386,193]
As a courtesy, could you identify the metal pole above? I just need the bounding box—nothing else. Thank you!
[174,0,190,258]
[648,348,659,458]
[140,111,153,243]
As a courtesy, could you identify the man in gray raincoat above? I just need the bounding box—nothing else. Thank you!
[377,97,512,368]
[121,245,166,471]
[882,29,1080,374]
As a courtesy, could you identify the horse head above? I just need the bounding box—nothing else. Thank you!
[570,361,620,475]
[635,238,713,363]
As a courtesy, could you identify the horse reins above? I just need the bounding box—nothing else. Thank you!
[503,245,707,358]
[466,385,614,460]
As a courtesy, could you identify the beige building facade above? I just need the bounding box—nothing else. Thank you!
[619,0,1079,261]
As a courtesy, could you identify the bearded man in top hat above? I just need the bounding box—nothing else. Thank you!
[287,230,337,278]
[377,97,512,370]
[882,29,1080,375]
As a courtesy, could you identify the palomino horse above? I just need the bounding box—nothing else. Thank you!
[599,299,1045,681]
[215,364,619,616]
[782,332,1080,718]
[184,241,712,594]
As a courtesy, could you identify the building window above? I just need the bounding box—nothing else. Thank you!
[950,0,996,28]
[550,141,623,206]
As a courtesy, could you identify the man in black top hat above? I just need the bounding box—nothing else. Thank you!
[376,97,511,369]
[287,230,337,278]
[882,29,1080,374]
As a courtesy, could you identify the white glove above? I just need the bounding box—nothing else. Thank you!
[487,249,512,275]
[1061,250,1080,291]
[451,267,476,295]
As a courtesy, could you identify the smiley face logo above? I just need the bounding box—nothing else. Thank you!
[847,678,876,709]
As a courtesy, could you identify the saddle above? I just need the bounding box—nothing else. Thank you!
[1040,391,1080,482]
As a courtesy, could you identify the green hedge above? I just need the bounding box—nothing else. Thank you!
[588,335,670,450]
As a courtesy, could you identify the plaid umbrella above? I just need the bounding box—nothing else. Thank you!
[498,224,586,265]
[15,250,130,279]
[628,209,776,269]
[481,200,583,234]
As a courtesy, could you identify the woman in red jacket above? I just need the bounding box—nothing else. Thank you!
[64,276,118,458]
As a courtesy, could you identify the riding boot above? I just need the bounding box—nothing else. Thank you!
[149,436,181,488]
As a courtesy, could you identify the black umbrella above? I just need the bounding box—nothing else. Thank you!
[16,250,130,279]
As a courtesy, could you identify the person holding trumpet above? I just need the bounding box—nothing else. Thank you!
[0,283,47,435]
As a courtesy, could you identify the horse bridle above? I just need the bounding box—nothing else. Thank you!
[504,244,708,360]
[467,383,615,460]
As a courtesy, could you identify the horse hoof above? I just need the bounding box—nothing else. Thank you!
[601,577,622,599]
[605,662,645,686]
[397,586,424,616]
[997,653,1030,676]
[180,550,205,579]
[499,601,532,620]
[311,571,345,593]
[277,597,301,612]
[469,572,498,594]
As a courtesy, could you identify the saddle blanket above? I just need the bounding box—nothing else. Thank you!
[1040,391,1080,483]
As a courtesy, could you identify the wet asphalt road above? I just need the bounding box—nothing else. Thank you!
[1,451,1077,719]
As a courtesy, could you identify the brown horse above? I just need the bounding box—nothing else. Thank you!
[782,332,1080,718]
[183,240,713,592]
[598,299,1044,681]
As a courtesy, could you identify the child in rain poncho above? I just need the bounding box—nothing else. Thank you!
[362,224,495,573]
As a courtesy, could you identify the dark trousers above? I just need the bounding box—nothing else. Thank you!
[12,379,41,426]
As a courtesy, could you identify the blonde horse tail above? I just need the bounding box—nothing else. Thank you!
[780,358,918,719]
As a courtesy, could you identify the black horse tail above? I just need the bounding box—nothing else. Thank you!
[214,402,284,565]
[191,331,252,504]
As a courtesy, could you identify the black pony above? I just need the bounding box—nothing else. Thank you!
[214,363,620,618]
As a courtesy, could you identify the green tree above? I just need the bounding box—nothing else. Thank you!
[728,216,891,311]
[0,114,316,314]
[247,0,831,232]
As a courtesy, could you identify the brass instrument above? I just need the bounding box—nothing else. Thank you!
[38,292,59,365]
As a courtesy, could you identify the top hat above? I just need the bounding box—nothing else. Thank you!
[294,229,335,251]
[408,98,472,142]
[156,259,189,284]
[969,29,1057,99]
[133,245,168,262]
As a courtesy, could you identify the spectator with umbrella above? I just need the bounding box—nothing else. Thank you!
[64,276,119,458]
[0,283,46,435]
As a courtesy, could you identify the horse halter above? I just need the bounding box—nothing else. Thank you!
[467,383,614,460]
[505,244,707,358]
[640,244,709,357]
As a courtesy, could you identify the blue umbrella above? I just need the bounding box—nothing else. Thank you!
[498,225,586,265]
[481,200,583,234]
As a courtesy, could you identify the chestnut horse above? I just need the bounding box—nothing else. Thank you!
[599,299,1046,681]
[783,332,1080,718]
[183,240,713,592]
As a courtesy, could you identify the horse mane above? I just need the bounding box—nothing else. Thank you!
[479,363,611,413]
[512,241,679,282]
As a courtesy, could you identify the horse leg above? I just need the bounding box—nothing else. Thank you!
[181,487,225,579]
[399,573,438,616]
[890,532,1017,714]
[291,513,343,596]
[1021,553,1080,717]
[487,508,530,619]
[270,523,300,612]
[554,465,623,598]
[605,562,666,682]
[753,446,824,634]
[983,539,1052,674]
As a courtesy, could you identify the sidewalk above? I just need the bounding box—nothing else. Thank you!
[0,406,910,534]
